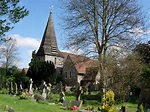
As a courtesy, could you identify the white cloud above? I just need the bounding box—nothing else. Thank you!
[130,27,150,37]
[10,34,40,49]
[8,34,40,68]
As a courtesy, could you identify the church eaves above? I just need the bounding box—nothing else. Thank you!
[36,11,63,57]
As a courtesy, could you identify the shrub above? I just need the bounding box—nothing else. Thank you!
[139,104,144,112]
[19,92,28,100]
[0,88,9,94]
[99,90,117,112]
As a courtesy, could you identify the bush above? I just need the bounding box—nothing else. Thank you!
[0,88,9,94]
[19,92,28,100]
[99,90,117,112]
[34,94,44,101]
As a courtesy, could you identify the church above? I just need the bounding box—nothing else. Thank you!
[35,11,98,86]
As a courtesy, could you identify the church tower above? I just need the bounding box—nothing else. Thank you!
[36,11,64,68]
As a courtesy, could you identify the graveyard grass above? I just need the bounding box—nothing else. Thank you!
[0,92,138,112]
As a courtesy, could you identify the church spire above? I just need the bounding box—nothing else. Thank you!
[37,10,63,57]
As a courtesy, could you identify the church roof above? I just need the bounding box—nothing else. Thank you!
[36,11,63,57]
[61,52,98,74]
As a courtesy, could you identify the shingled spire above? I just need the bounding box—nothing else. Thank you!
[37,11,63,57]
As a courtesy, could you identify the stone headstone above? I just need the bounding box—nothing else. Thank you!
[20,82,23,91]
[42,81,47,100]
[148,108,150,112]
[8,107,15,112]
[28,78,33,95]
[121,106,128,112]
[13,83,17,94]
[9,82,13,94]
[71,100,83,109]
[59,91,65,103]
[74,82,80,91]
[63,100,68,107]
[54,81,63,93]
[46,83,52,99]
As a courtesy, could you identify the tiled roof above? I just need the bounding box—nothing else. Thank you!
[61,51,98,74]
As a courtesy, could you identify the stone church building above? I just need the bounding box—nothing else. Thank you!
[35,11,98,86]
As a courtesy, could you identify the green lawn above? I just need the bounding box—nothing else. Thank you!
[0,93,138,112]
[0,94,73,112]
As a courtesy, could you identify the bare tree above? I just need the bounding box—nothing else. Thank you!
[0,37,19,70]
[60,0,146,91]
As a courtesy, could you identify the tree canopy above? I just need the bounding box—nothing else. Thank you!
[61,0,146,60]
[0,0,29,38]
[60,0,147,91]
[134,41,150,64]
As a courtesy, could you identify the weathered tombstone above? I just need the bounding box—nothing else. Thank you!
[82,82,90,94]
[54,81,63,93]
[147,108,150,112]
[46,83,52,99]
[63,100,68,107]
[71,100,83,109]
[13,83,17,95]
[8,107,15,112]
[121,106,128,112]
[28,78,33,95]
[18,82,23,95]
[74,82,82,101]
[9,82,13,94]
[59,91,65,103]
[20,82,23,91]
[5,81,9,90]
[42,81,47,100]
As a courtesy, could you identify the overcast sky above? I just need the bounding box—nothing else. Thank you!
[5,0,150,68]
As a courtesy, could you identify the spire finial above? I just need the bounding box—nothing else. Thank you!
[50,6,53,13]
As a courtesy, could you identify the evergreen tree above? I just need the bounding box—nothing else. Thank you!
[27,51,57,86]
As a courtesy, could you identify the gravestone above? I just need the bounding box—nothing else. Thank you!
[8,107,15,112]
[54,81,63,93]
[63,100,68,107]
[42,81,47,100]
[9,82,13,94]
[74,82,82,101]
[28,78,33,95]
[20,82,23,91]
[13,83,17,95]
[59,91,65,103]
[19,82,23,95]
[46,83,52,99]
[70,100,83,109]
[121,106,128,112]
[147,108,150,112]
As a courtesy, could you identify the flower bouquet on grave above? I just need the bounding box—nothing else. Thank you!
[72,105,78,111]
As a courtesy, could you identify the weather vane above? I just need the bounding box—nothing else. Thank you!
[50,6,53,13]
